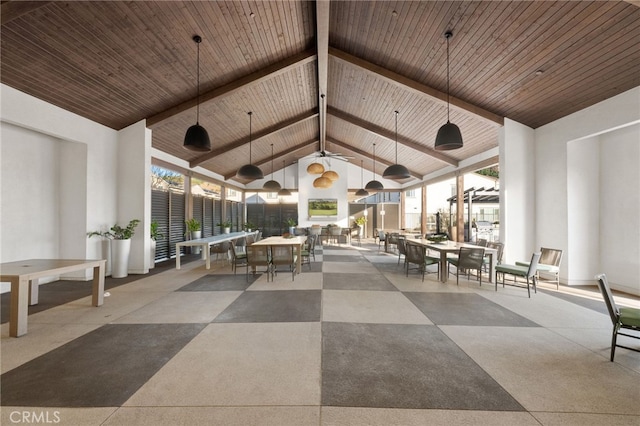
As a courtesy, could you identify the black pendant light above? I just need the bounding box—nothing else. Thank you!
[355,159,370,197]
[383,111,411,179]
[263,144,281,191]
[365,143,384,192]
[183,35,211,152]
[435,31,463,151]
[236,112,264,180]
[277,160,292,196]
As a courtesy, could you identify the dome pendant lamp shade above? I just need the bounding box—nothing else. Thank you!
[435,31,463,151]
[236,112,264,180]
[307,162,325,174]
[183,35,211,152]
[383,111,411,179]
[322,170,339,181]
[263,143,281,191]
[355,160,370,197]
[277,160,292,196]
[365,143,384,192]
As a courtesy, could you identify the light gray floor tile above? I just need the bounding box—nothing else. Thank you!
[124,323,321,406]
[441,325,640,414]
[323,290,431,324]
[530,412,640,426]
[1,407,118,426]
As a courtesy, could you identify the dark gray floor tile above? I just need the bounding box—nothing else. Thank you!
[178,273,260,291]
[323,273,398,291]
[404,292,540,327]
[1,323,206,407]
[213,290,321,323]
[302,262,323,273]
[322,255,366,263]
[322,322,524,411]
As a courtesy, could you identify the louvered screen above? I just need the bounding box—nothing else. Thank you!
[213,200,222,236]
[203,198,214,237]
[246,203,298,237]
[169,190,186,258]
[247,203,264,234]
[230,202,238,232]
[193,196,204,233]
[225,201,233,231]
[151,189,170,261]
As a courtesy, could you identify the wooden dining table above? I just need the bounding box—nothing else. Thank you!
[251,236,306,274]
[411,240,498,283]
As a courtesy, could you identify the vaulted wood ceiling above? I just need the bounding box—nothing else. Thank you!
[2,1,639,185]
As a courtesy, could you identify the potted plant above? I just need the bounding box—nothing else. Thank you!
[243,221,256,232]
[354,216,367,237]
[185,218,202,254]
[217,220,232,234]
[88,219,140,278]
[285,217,297,235]
[149,220,164,269]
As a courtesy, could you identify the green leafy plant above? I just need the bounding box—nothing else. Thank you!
[185,218,201,232]
[243,221,256,231]
[285,217,297,227]
[150,220,164,241]
[87,219,140,240]
[217,220,233,228]
[354,216,367,226]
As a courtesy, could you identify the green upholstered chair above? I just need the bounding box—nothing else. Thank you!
[246,245,271,282]
[515,247,563,289]
[405,241,439,282]
[301,234,316,270]
[483,242,504,272]
[447,247,485,286]
[495,252,541,298]
[595,274,640,361]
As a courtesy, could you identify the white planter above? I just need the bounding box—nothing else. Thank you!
[101,239,112,276]
[190,230,202,254]
[289,226,295,235]
[149,239,156,269]
[223,227,230,234]
[111,239,131,278]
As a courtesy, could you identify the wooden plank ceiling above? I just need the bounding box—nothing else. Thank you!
[2,1,639,185]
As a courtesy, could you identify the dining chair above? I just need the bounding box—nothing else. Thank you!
[495,252,541,298]
[301,234,316,269]
[210,241,231,263]
[229,240,247,274]
[377,230,386,251]
[387,232,400,253]
[405,241,439,282]
[246,245,271,282]
[397,236,407,266]
[271,245,297,281]
[595,273,640,361]
[447,247,485,286]
[516,247,563,289]
[483,242,504,273]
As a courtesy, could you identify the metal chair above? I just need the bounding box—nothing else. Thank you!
[405,241,439,282]
[377,230,386,251]
[210,241,231,263]
[271,245,297,281]
[301,234,316,269]
[495,252,541,298]
[447,247,485,286]
[397,236,407,265]
[229,240,247,274]
[246,245,271,282]
[516,247,563,289]
[595,273,640,361]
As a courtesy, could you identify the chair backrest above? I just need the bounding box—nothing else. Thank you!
[540,247,563,267]
[397,237,407,255]
[595,273,620,325]
[405,241,425,265]
[245,234,255,245]
[211,241,230,253]
[235,237,246,248]
[476,238,488,247]
[229,240,241,259]
[458,247,485,269]
[271,245,294,265]
[378,230,386,241]
[388,232,399,244]
[525,252,542,278]
[307,234,316,254]
[329,226,342,236]
[247,245,270,265]
[309,226,322,236]
[487,242,504,264]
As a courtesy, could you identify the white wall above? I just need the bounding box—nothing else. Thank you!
[499,118,536,264]
[298,158,350,228]
[536,87,640,294]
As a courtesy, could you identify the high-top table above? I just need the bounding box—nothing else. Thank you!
[175,231,257,270]
[411,240,498,283]
[251,236,306,274]
[0,259,106,337]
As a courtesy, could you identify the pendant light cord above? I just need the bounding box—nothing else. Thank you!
[372,143,376,176]
[195,36,201,124]
[270,144,275,179]
[394,110,399,162]
[360,160,364,186]
[445,31,451,122]
[248,112,253,162]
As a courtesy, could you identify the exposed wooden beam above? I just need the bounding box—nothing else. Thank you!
[623,1,640,8]
[328,106,459,167]
[190,110,318,168]
[1,1,51,25]
[327,137,421,180]
[316,0,330,152]
[224,139,315,180]
[329,47,504,127]
[147,49,317,127]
